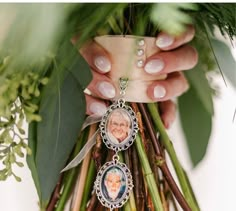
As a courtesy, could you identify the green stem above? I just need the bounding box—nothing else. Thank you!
[55,169,78,211]
[135,134,164,211]
[119,152,137,211]
[124,201,131,211]
[128,192,137,211]
[108,15,123,34]
[55,129,88,211]
[80,159,96,211]
[147,103,200,211]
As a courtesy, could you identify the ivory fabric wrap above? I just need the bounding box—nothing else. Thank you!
[94,35,166,102]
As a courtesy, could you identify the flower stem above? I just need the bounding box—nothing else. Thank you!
[55,129,89,211]
[147,103,200,211]
[71,124,97,211]
[137,103,191,210]
[46,175,63,211]
[135,134,164,211]
[80,158,96,211]
[131,145,145,211]
[120,152,137,211]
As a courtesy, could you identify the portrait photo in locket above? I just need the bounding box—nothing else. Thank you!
[101,166,126,202]
[94,159,133,209]
[106,108,132,145]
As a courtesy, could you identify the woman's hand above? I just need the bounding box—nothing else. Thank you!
[76,26,197,128]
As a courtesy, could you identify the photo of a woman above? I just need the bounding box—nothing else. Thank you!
[106,109,132,144]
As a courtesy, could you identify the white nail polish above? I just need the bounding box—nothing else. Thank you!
[154,86,166,98]
[89,102,107,116]
[98,81,116,98]
[144,59,164,74]
[156,35,174,48]
[94,56,111,73]
[84,88,92,95]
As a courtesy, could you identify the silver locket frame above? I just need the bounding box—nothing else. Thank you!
[94,157,133,209]
[99,99,139,152]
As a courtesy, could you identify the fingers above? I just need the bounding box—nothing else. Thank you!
[77,32,195,104]
[85,62,190,103]
[144,45,198,75]
[147,72,189,102]
[86,71,117,99]
[79,40,112,74]
[159,100,176,129]
[85,94,108,115]
[156,25,195,51]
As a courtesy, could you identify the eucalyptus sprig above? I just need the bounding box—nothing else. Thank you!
[0,56,49,181]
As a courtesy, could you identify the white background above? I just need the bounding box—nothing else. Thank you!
[169,74,236,211]
[0,53,236,211]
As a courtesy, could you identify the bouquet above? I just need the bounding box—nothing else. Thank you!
[0,3,235,211]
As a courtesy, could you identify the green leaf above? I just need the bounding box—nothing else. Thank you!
[27,121,41,200]
[68,54,92,90]
[55,40,92,89]
[178,86,212,166]
[185,67,214,115]
[72,3,127,46]
[36,71,86,204]
[210,38,236,88]
[26,39,92,206]
[150,3,198,35]
[56,39,92,89]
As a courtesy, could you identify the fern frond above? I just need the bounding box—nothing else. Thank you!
[199,3,236,40]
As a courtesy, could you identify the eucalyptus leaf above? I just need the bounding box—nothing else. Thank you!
[185,67,214,115]
[178,87,212,166]
[68,54,92,90]
[36,71,86,204]
[210,38,236,88]
[56,40,92,90]
[25,39,92,206]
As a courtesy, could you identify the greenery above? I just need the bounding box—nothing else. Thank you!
[0,3,235,211]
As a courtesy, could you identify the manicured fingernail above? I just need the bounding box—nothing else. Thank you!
[94,56,111,73]
[154,85,166,98]
[156,35,174,48]
[164,120,170,129]
[89,102,107,116]
[144,59,164,74]
[98,81,116,98]
[84,88,92,95]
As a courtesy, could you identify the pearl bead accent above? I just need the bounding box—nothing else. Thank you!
[137,39,145,46]
[136,59,144,68]
[137,49,144,56]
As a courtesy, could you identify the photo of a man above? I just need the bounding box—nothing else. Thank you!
[102,167,126,202]
[107,109,131,144]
